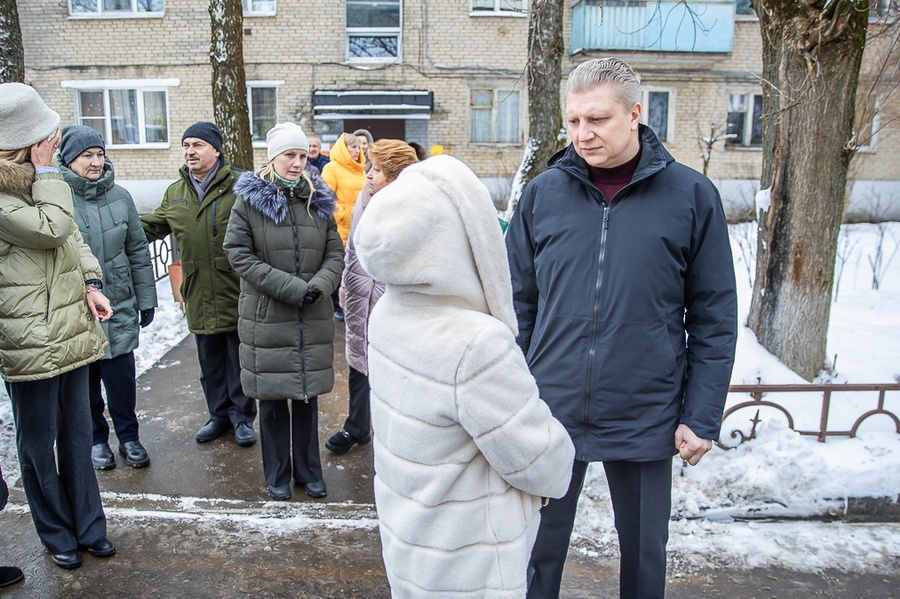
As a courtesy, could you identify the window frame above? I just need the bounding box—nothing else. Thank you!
[346,0,403,63]
[725,92,764,149]
[69,0,164,18]
[853,93,881,153]
[246,81,282,147]
[469,88,522,145]
[469,0,526,16]
[242,0,276,17]
[61,79,178,149]
[640,87,674,144]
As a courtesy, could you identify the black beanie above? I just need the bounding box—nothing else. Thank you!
[182,121,223,152]
[59,125,106,167]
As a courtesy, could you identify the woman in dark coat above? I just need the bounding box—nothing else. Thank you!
[59,125,158,470]
[223,122,344,501]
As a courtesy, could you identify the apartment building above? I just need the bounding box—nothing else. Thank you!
[17,0,899,218]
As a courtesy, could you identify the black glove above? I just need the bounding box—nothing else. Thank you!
[303,286,323,305]
[139,308,156,328]
[0,465,8,511]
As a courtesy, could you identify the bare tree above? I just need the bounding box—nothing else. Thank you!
[505,0,566,216]
[697,123,735,177]
[209,0,253,171]
[0,0,24,83]
[747,0,873,380]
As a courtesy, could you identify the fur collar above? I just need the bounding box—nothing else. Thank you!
[0,160,36,199]
[234,171,336,224]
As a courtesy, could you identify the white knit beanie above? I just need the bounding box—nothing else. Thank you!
[0,82,61,151]
[266,122,309,162]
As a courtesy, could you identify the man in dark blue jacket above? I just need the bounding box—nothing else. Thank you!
[506,58,738,599]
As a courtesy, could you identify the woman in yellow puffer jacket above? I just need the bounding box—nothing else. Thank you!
[321,132,365,245]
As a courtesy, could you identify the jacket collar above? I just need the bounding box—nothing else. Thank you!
[0,160,36,199]
[233,171,337,224]
[549,125,673,195]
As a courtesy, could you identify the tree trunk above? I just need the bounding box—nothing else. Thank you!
[506,0,565,215]
[209,0,253,171]
[748,0,869,380]
[0,0,24,83]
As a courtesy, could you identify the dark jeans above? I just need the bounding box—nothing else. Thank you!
[527,458,673,599]
[195,331,256,426]
[89,351,139,445]
[258,397,323,487]
[7,367,107,554]
[342,366,371,441]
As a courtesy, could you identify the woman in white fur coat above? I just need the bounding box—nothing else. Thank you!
[354,154,575,598]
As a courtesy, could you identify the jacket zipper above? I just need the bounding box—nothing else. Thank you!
[287,200,309,402]
[583,201,610,457]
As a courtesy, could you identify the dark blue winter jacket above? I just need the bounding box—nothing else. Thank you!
[506,125,737,463]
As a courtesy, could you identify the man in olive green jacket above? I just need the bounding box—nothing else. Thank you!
[141,122,257,447]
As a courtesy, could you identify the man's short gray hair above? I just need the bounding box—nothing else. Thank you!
[566,58,642,111]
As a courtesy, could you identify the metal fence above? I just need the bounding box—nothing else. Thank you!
[148,235,177,282]
[721,383,900,448]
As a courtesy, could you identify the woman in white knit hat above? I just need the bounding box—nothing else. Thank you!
[223,122,344,500]
[0,82,116,569]
[354,154,575,597]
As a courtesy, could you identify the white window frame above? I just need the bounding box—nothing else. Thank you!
[726,92,763,149]
[853,94,881,153]
[246,81,283,147]
[242,0,276,17]
[469,0,526,16]
[346,0,402,63]
[640,88,674,143]
[469,88,522,145]
[69,0,164,18]
[61,78,179,149]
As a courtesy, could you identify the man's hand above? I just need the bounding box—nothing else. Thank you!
[675,423,712,466]
[86,289,113,321]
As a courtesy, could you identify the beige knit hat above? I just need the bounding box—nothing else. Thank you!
[0,82,61,151]
[266,122,309,162]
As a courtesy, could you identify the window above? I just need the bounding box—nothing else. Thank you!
[70,0,163,16]
[67,83,173,146]
[870,0,898,20]
[641,90,671,143]
[853,94,880,152]
[471,0,525,13]
[247,84,279,143]
[346,0,401,61]
[243,0,275,15]
[470,89,520,143]
[726,93,763,147]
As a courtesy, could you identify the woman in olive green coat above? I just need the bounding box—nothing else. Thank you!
[223,122,343,501]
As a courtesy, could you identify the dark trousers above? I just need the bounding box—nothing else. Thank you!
[195,331,256,425]
[7,367,107,554]
[258,397,322,487]
[342,366,371,441]
[527,458,673,599]
[89,351,139,445]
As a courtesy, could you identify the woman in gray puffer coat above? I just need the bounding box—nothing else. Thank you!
[59,126,158,471]
[224,122,344,501]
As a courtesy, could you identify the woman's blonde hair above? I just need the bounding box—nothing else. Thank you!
[0,147,30,164]
[256,161,316,217]
[343,133,360,148]
[368,140,419,182]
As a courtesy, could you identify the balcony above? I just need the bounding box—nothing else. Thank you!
[571,0,736,54]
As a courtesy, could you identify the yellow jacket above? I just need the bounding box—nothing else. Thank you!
[321,133,365,243]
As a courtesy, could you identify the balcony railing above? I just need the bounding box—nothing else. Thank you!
[571,0,736,54]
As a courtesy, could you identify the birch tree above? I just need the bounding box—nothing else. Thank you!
[209,0,253,171]
[0,0,24,83]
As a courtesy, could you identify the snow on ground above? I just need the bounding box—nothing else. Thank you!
[0,223,898,574]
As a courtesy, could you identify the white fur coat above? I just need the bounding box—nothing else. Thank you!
[355,155,575,598]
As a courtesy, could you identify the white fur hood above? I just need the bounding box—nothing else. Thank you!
[353,154,518,336]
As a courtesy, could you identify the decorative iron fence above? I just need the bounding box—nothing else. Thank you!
[721,383,900,449]
[148,235,177,282]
